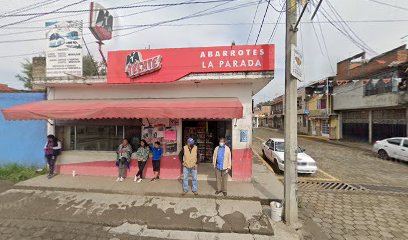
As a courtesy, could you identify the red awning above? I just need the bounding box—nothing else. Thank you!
[1,98,243,120]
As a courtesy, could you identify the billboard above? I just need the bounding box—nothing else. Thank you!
[45,21,83,78]
[107,44,275,84]
[89,2,113,41]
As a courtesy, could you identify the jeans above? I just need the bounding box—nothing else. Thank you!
[118,158,127,178]
[46,155,56,175]
[136,161,147,179]
[183,166,198,193]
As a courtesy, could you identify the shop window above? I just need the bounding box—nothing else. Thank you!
[55,120,141,151]
[321,120,330,135]
[76,125,124,151]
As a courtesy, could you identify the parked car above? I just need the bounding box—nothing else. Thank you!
[372,137,408,162]
[49,33,65,48]
[65,40,82,49]
[262,138,317,174]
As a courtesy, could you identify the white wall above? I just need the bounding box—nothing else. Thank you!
[51,82,253,150]
[333,82,401,110]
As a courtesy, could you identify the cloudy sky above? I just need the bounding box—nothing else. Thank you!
[0,0,407,103]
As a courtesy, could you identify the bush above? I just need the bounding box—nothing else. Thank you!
[0,164,47,182]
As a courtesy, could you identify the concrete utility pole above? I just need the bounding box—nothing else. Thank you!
[284,0,299,226]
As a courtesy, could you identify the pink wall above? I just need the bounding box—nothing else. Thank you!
[56,148,253,181]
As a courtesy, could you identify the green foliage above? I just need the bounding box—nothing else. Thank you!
[16,55,106,89]
[0,164,46,182]
[82,55,99,77]
[15,59,33,89]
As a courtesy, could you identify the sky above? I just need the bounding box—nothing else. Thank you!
[0,0,407,103]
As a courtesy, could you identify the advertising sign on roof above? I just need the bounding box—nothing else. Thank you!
[89,2,113,41]
[107,44,275,84]
[45,21,83,78]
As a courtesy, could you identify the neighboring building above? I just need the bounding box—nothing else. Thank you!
[297,87,308,134]
[260,105,272,126]
[333,45,408,143]
[0,84,17,92]
[0,90,47,166]
[305,77,340,139]
[268,96,284,130]
[2,44,275,181]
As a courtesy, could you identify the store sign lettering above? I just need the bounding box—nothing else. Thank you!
[200,48,264,69]
[125,51,162,78]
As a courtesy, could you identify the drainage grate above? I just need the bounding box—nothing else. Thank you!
[298,181,366,192]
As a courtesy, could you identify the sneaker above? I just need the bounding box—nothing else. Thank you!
[116,177,120,182]
[137,178,143,183]
[223,192,227,197]
[193,192,198,196]
[151,178,156,182]
[215,191,222,195]
[181,191,187,196]
[134,176,138,182]
[120,177,124,182]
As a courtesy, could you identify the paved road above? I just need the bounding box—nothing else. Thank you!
[253,128,408,240]
[254,128,408,187]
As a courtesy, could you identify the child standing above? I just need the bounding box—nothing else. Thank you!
[116,138,132,182]
[134,139,149,182]
[151,141,163,181]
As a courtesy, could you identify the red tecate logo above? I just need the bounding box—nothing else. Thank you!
[125,51,162,78]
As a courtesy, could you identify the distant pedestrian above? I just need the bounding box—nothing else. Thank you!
[213,137,231,196]
[44,134,62,179]
[116,138,132,182]
[151,141,163,181]
[179,138,199,195]
[134,139,149,183]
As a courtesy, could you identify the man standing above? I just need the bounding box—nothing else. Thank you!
[213,137,231,196]
[179,138,199,196]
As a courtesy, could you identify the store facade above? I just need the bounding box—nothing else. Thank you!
[2,44,275,181]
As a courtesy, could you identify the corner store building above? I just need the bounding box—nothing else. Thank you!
[2,44,275,181]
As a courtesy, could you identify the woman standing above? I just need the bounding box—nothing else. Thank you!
[44,134,61,179]
[116,138,132,182]
[134,139,149,183]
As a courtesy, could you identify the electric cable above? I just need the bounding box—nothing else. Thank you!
[246,0,263,44]
[255,0,271,44]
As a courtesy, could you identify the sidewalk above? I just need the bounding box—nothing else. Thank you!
[3,155,296,239]
[15,153,283,202]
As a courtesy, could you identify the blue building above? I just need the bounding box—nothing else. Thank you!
[0,92,47,167]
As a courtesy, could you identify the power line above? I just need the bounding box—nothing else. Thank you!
[315,12,335,73]
[0,0,236,17]
[246,0,263,44]
[255,0,271,45]
[113,0,258,38]
[0,0,87,29]
[325,0,377,55]
[267,1,285,43]
[366,0,408,12]
[0,0,61,18]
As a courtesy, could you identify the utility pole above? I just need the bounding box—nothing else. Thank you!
[284,0,299,226]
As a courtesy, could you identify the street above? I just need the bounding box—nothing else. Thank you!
[253,128,408,240]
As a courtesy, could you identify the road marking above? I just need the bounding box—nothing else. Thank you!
[317,169,340,181]
[254,135,340,182]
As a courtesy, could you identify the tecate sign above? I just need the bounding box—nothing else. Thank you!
[125,52,162,78]
[89,2,113,41]
[107,44,275,84]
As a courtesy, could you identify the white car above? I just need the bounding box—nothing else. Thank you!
[373,137,408,162]
[262,138,317,174]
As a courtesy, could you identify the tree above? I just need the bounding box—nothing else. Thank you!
[15,59,33,89]
[16,55,105,89]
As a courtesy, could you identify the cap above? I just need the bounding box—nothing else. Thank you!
[187,138,194,145]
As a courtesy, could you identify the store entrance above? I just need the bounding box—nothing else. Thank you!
[182,120,232,163]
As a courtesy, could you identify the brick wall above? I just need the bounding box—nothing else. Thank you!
[337,46,408,80]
